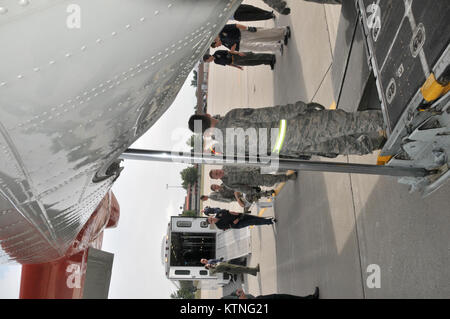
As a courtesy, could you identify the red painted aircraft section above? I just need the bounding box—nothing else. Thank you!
[19,191,119,299]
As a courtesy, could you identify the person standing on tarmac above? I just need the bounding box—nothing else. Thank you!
[206,262,260,277]
[201,186,238,204]
[262,0,341,15]
[201,184,274,212]
[201,185,248,208]
[232,4,276,21]
[212,23,290,55]
[208,166,296,195]
[188,101,386,159]
[203,207,276,230]
[203,50,276,70]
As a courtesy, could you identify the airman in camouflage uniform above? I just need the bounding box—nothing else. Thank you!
[262,0,341,15]
[207,187,235,204]
[262,0,291,15]
[304,0,342,4]
[206,184,273,204]
[188,101,386,158]
[243,189,274,203]
[201,184,273,213]
[210,166,295,195]
[208,262,260,276]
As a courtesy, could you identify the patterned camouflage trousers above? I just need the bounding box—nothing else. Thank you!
[282,110,385,157]
[262,0,288,13]
[245,190,273,203]
[222,169,290,190]
[210,262,259,276]
[250,173,290,186]
[215,101,384,159]
[231,215,274,229]
[263,0,341,14]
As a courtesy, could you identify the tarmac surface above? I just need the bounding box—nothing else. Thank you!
[200,0,450,299]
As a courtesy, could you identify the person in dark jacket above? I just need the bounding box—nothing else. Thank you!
[188,102,386,159]
[203,207,276,230]
[203,50,276,70]
[206,262,260,276]
[232,4,275,21]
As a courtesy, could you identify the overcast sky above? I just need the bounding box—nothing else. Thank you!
[0,71,197,299]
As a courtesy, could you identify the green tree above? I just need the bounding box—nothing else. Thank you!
[170,287,195,299]
[191,70,198,87]
[186,134,203,152]
[180,166,198,189]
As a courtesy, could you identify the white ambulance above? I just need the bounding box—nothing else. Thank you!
[162,216,252,287]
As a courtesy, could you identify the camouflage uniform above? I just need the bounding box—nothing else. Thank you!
[209,186,272,205]
[209,262,259,276]
[214,101,385,158]
[208,188,235,203]
[243,190,273,203]
[262,0,288,14]
[303,0,342,4]
[220,166,289,194]
[263,0,341,14]
[208,187,251,213]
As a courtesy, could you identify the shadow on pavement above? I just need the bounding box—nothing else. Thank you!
[274,169,450,298]
[352,175,450,298]
[274,171,365,299]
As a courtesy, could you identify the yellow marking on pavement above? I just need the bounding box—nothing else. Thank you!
[250,170,295,228]
[329,101,337,110]
[376,154,393,166]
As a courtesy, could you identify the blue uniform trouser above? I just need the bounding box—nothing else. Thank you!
[231,214,273,228]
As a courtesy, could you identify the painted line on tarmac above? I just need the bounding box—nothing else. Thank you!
[249,170,295,229]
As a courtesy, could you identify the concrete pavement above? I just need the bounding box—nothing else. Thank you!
[200,0,450,299]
